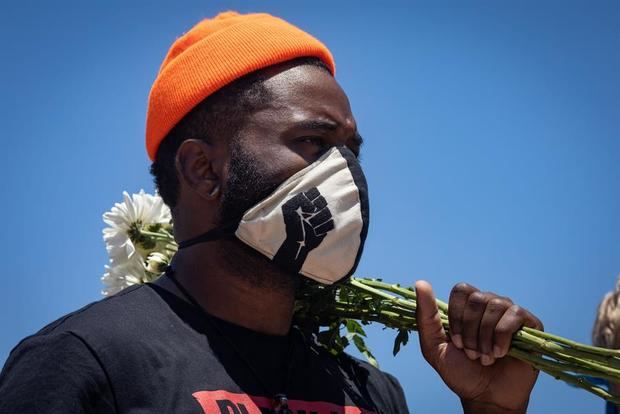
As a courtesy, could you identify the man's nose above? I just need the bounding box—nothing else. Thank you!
[329,118,357,146]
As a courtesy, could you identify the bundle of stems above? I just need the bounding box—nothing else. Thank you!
[293,277,620,404]
[127,222,620,404]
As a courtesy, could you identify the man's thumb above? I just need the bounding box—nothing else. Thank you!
[415,280,448,366]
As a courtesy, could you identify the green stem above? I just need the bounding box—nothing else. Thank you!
[511,341,620,384]
[165,243,178,252]
[347,304,419,320]
[138,230,174,240]
[515,331,620,371]
[296,277,620,405]
[509,347,620,404]
[330,308,418,331]
[522,326,620,358]
[515,331,620,379]
[348,279,417,311]
[351,278,449,314]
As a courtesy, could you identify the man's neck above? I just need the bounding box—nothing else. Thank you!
[155,240,297,336]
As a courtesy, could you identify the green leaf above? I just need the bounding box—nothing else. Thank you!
[351,334,379,368]
[345,319,366,336]
[393,329,409,356]
[315,320,353,356]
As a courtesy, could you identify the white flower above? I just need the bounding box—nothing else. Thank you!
[103,190,171,262]
[101,258,149,296]
[146,251,172,274]
[101,190,172,295]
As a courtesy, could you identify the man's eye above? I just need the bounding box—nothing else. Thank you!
[299,137,326,147]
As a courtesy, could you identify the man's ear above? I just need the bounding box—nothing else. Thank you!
[175,139,221,201]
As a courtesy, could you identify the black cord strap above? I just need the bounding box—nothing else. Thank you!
[177,221,239,249]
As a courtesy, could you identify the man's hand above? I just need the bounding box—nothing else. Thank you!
[415,281,543,414]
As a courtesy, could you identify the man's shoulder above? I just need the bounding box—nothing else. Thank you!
[27,284,165,349]
[300,332,406,402]
[6,284,174,376]
[335,351,408,412]
[338,351,401,387]
[0,288,140,413]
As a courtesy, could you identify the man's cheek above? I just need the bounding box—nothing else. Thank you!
[263,151,314,184]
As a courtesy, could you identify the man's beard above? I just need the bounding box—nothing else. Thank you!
[218,140,281,225]
[216,140,299,290]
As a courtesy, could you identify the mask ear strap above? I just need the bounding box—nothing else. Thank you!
[178,221,240,249]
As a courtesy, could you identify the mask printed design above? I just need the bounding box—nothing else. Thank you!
[273,187,335,274]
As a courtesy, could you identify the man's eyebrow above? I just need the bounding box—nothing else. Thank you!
[294,119,364,144]
[294,119,340,131]
[293,119,364,150]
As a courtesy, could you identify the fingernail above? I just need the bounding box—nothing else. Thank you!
[480,354,495,366]
[451,334,463,349]
[493,345,502,358]
[464,349,480,360]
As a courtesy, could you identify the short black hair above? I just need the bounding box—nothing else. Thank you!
[150,57,330,209]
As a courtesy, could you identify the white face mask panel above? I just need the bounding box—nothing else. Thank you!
[236,146,369,284]
[178,146,369,285]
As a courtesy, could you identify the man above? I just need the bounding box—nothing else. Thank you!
[593,277,620,414]
[0,11,543,413]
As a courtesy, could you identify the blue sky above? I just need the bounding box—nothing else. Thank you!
[1,1,618,413]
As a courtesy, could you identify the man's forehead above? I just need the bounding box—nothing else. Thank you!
[249,101,357,135]
[262,64,344,100]
[256,64,355,129]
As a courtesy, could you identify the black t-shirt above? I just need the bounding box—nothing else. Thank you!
[0,284,409,413]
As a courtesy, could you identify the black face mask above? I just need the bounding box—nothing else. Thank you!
[180,146,369,285]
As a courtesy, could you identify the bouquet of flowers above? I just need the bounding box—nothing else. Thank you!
[102,190,620,404]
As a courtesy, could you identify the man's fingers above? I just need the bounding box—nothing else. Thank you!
[461,291,496,360]
[443,281,544,369]
[415,280,448,366]
[493,305,543,358]
[477,296,513,365]
[448,283,479,351]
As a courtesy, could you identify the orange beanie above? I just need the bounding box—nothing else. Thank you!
[145,11,336,161]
